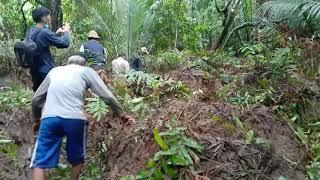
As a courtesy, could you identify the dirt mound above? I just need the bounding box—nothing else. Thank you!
[0,110,33,180]
[165,68,222,99]
[104,99,306,179]
[0,68,307,179]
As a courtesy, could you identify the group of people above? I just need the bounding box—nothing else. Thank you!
[79,30,149,75]
[26,7,144,180]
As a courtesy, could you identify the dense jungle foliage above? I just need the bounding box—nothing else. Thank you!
[2,0,320,179]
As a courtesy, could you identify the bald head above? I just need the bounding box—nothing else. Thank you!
[67,55,86,65]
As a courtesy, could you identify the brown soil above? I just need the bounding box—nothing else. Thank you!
[0,110,33,180]
[103,70,307,179]
[0,69,308,180]
[104,100,306,179]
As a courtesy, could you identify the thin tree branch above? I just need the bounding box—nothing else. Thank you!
[20,0,30,35]
[222,22,257,48]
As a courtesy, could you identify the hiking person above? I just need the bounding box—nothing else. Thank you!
[112,52,130,74]
[30,55,135,180]
[29,7,71,92]
[80,30,108,83]
[130,47,149,71]
[80,30,107,70]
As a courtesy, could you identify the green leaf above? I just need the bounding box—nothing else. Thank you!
[233,113,245,131]
[153,150,176,161]
[170,155,189,166]
[86,98,98,102]
[154,169,163,180]
[182,137,203,151]
[154,128,169,150]
[180,146,193,164]
[278,176,288,180]
[0,140,13,144]
[130,97,144,103]
[147,160,157,168]
[255,138,265,145]
[295,127,308,145]
[132,103,143,112]
[137,170,151,179]
[159,129,182,136]
[246,130,255,144]
[137,75,142,85]
[120,176,135,180]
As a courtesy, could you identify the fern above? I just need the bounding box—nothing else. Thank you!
[85,94,109,121]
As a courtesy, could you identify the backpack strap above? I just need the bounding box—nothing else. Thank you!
[26,28,42,41]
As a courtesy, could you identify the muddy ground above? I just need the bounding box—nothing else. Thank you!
[0,69,308,179]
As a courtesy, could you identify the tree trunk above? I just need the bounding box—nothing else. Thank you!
[51,0,62,31]
[211,0,240,50]
[21,0,30,35]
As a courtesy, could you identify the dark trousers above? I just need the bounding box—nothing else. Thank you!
[31,72,47,92]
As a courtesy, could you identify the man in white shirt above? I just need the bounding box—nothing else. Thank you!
[30,55,135,180]
[112,53,130,74]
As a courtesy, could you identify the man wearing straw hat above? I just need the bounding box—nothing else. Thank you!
[80,30,108,83]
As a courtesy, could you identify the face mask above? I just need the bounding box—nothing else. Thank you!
[44,24,49,29]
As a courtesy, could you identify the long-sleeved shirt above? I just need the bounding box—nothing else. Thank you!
[32,64,124,121]
[30,27,70,75]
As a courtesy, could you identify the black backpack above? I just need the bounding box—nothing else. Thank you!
[14,28,42,68]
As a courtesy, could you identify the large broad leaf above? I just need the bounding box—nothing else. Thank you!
[170,155,189,166]
[182,137,203,151]
[154,128,169,150]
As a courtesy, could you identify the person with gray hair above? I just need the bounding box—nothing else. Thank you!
[30,55,135,180]
[67,55,86,65]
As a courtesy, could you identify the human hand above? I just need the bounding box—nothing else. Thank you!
[121,114,136,126]
[56,27,64,34]
[63,23,71,32]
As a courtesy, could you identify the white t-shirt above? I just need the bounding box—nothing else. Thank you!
[112,57,130,74]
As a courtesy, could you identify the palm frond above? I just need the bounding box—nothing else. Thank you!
[258,0,302,21]
[298,1,320,20]
[257,0,320,35]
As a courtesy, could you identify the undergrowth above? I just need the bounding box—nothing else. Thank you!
[1,43,320,179]
[122,118,203,179]
[0,83,32,111]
